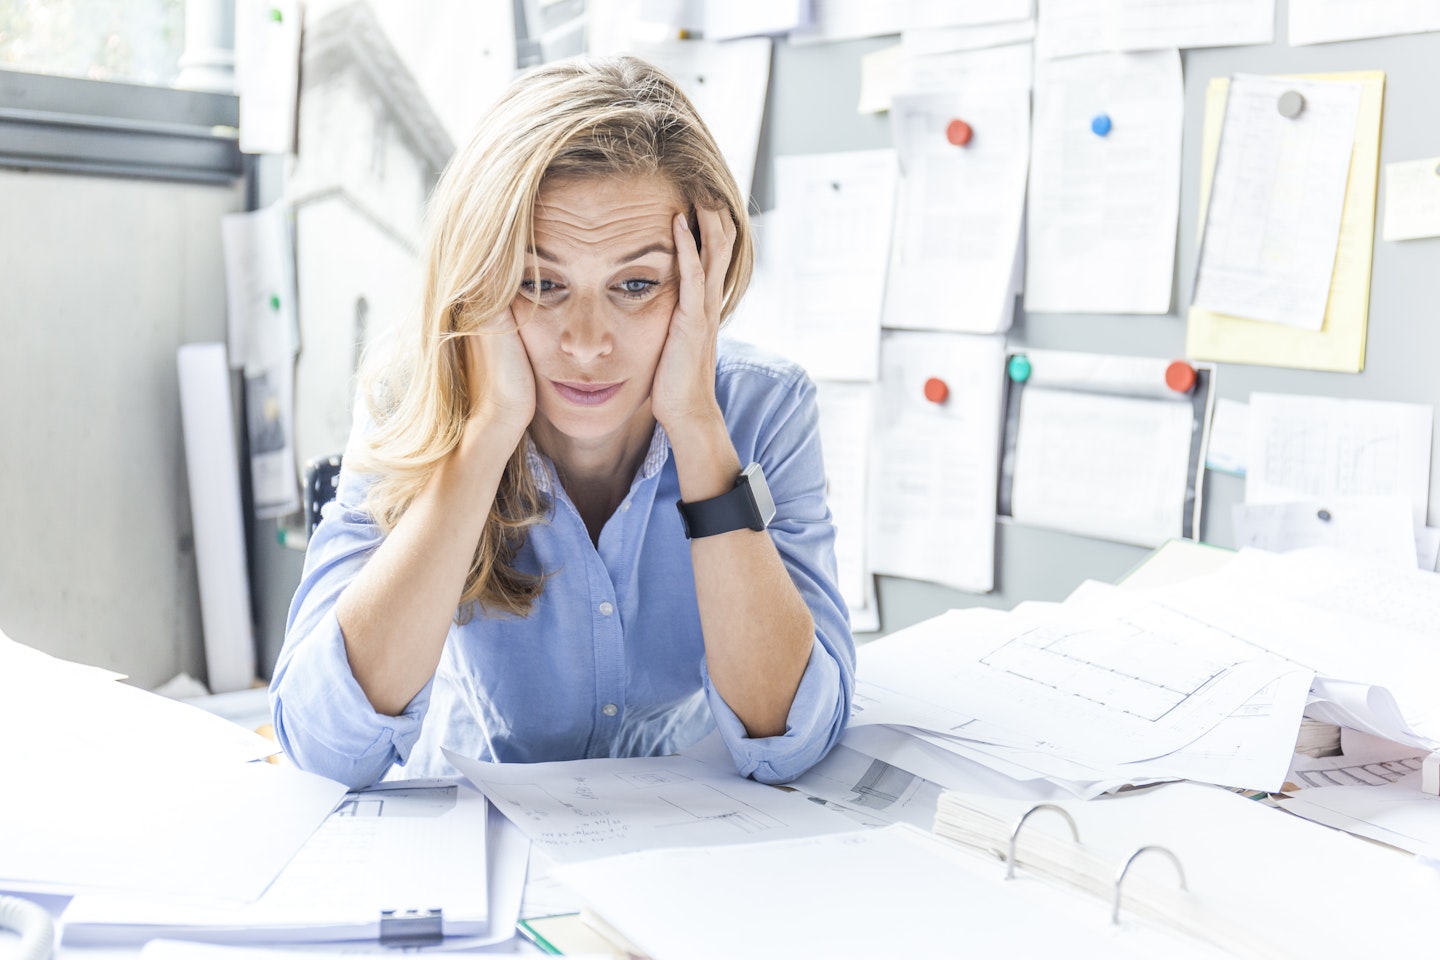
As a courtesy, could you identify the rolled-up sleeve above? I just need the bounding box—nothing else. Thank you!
[269,453,430,789]
[704,360,856,783]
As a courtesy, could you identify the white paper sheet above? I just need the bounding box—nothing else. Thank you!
[443,751,853,863]
[790,0,1033,44]
[1383,156,1440,241]
[1025,50,1183,314]
[884,50,1030,334]
[1244,392,1433,524]
[177,343,259,693]
[1010,386,1195,548]
[221,204,301,518]
[1280,771,1440,858]
[553,823,1215,960]
[783,744,944,829]
[869,331,1005,592]
[1205,396,1248,475]
[766,150,897,381]
[1037,0,1274,59]
[1289,0,1440,45]
[852,601,1295,766]
[1143,548,1440,742]
[235,0,302,154]
[814,380,876,628]
[1192,75,1362,330]
[1231,497,1417,568]
[901,18,1036,57]
[703,0,807,40]
[1417,525,1440,571]
[61,781,489,944]
[626,38,771,199]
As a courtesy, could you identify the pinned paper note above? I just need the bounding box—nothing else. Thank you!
[1186,71,1386,372]
[1382,157,1440,241]
[1192,74,1362,331]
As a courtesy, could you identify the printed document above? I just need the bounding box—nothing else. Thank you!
[886,65,1029,334]
[1231,497,1416,568]
[1289,0,1440,45]
[1383,156,1440,241]
[1025,50,1183,314]
[1244,392,1433,524]
[868,331,1005,593]
[1192,75,1362,330]
[815,380,878,630]
[1037,0,1274,59]
[766,150,897,381]
[444,751,853,863]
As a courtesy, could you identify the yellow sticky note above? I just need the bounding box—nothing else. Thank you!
[1186,71,1385,373]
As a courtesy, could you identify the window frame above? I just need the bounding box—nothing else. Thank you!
[0,68,241,183]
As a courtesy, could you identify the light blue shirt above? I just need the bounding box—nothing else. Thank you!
[271,339,856,789]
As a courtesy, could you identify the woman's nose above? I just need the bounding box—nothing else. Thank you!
[559,295,613,362]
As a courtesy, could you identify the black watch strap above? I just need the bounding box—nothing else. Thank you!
[676,463,775,539]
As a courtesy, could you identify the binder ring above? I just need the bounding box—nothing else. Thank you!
[1112,844,1187,925]
[1005,803,1080,880]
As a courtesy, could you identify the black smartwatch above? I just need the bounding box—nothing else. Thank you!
[676,462,777,539]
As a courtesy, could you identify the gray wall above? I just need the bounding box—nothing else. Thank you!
[758,11,1440,638]
[0,168,244,688]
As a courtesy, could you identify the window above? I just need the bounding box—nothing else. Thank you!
[0,0,185,87]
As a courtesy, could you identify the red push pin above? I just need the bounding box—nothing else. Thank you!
[945,119,973,147]
[1165,360,1197,394]
[923,377,949,404]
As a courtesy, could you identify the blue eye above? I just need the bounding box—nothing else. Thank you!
[618,279,658,298]
[519,278,557,296]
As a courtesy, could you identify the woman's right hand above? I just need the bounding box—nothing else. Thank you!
[462,307,535,446]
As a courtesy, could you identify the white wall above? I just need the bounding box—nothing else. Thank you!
[0,168,245,689]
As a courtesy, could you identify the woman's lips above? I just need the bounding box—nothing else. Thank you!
[552,380,624,406]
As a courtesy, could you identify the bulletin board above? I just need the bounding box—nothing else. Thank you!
[753,3,1440,636]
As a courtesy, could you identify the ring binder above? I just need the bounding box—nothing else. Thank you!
[1111,845,1186,925]
[378,908,444,947]
[1005,803,1080,880]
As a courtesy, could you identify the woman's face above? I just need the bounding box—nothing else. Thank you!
[513,175,685,451]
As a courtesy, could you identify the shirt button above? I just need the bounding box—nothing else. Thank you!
[619,501,630,512]
[602,703,618,717]
[599,601,614,616]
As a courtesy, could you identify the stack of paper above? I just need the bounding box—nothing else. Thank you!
[61,781,501,946]
[0,628,347,904]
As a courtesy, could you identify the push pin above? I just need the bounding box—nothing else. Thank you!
[1317,508,1332,522]
[1007,354,1032,382]
[923,377,949,404]
[1164,360,1196,394]
[946,119,974,147]
[1090,113,1112,137]
[1277,90,1305,119]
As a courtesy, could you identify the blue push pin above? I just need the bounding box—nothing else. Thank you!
[1090,113,1112,137]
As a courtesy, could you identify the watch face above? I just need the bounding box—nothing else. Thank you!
[743,462,776,528]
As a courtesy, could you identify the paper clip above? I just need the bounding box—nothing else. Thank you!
[1112,845,1187,924]
[1005,803,1080,880]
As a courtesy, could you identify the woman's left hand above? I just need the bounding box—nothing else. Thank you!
[651,205,737,433]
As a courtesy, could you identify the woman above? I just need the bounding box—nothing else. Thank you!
[270,55,855,790]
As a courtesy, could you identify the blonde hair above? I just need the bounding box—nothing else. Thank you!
[347,55,755,619]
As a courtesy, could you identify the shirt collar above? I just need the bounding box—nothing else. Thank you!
[524,423,671,494]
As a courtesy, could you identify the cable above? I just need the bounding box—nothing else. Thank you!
[0,895,53,960]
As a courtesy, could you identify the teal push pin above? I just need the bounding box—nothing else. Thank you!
[1007,354,1032,382]
[1090,113,1112,137]
[269,293,281,311]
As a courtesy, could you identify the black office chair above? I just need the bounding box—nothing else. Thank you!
[303,454,344,538]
